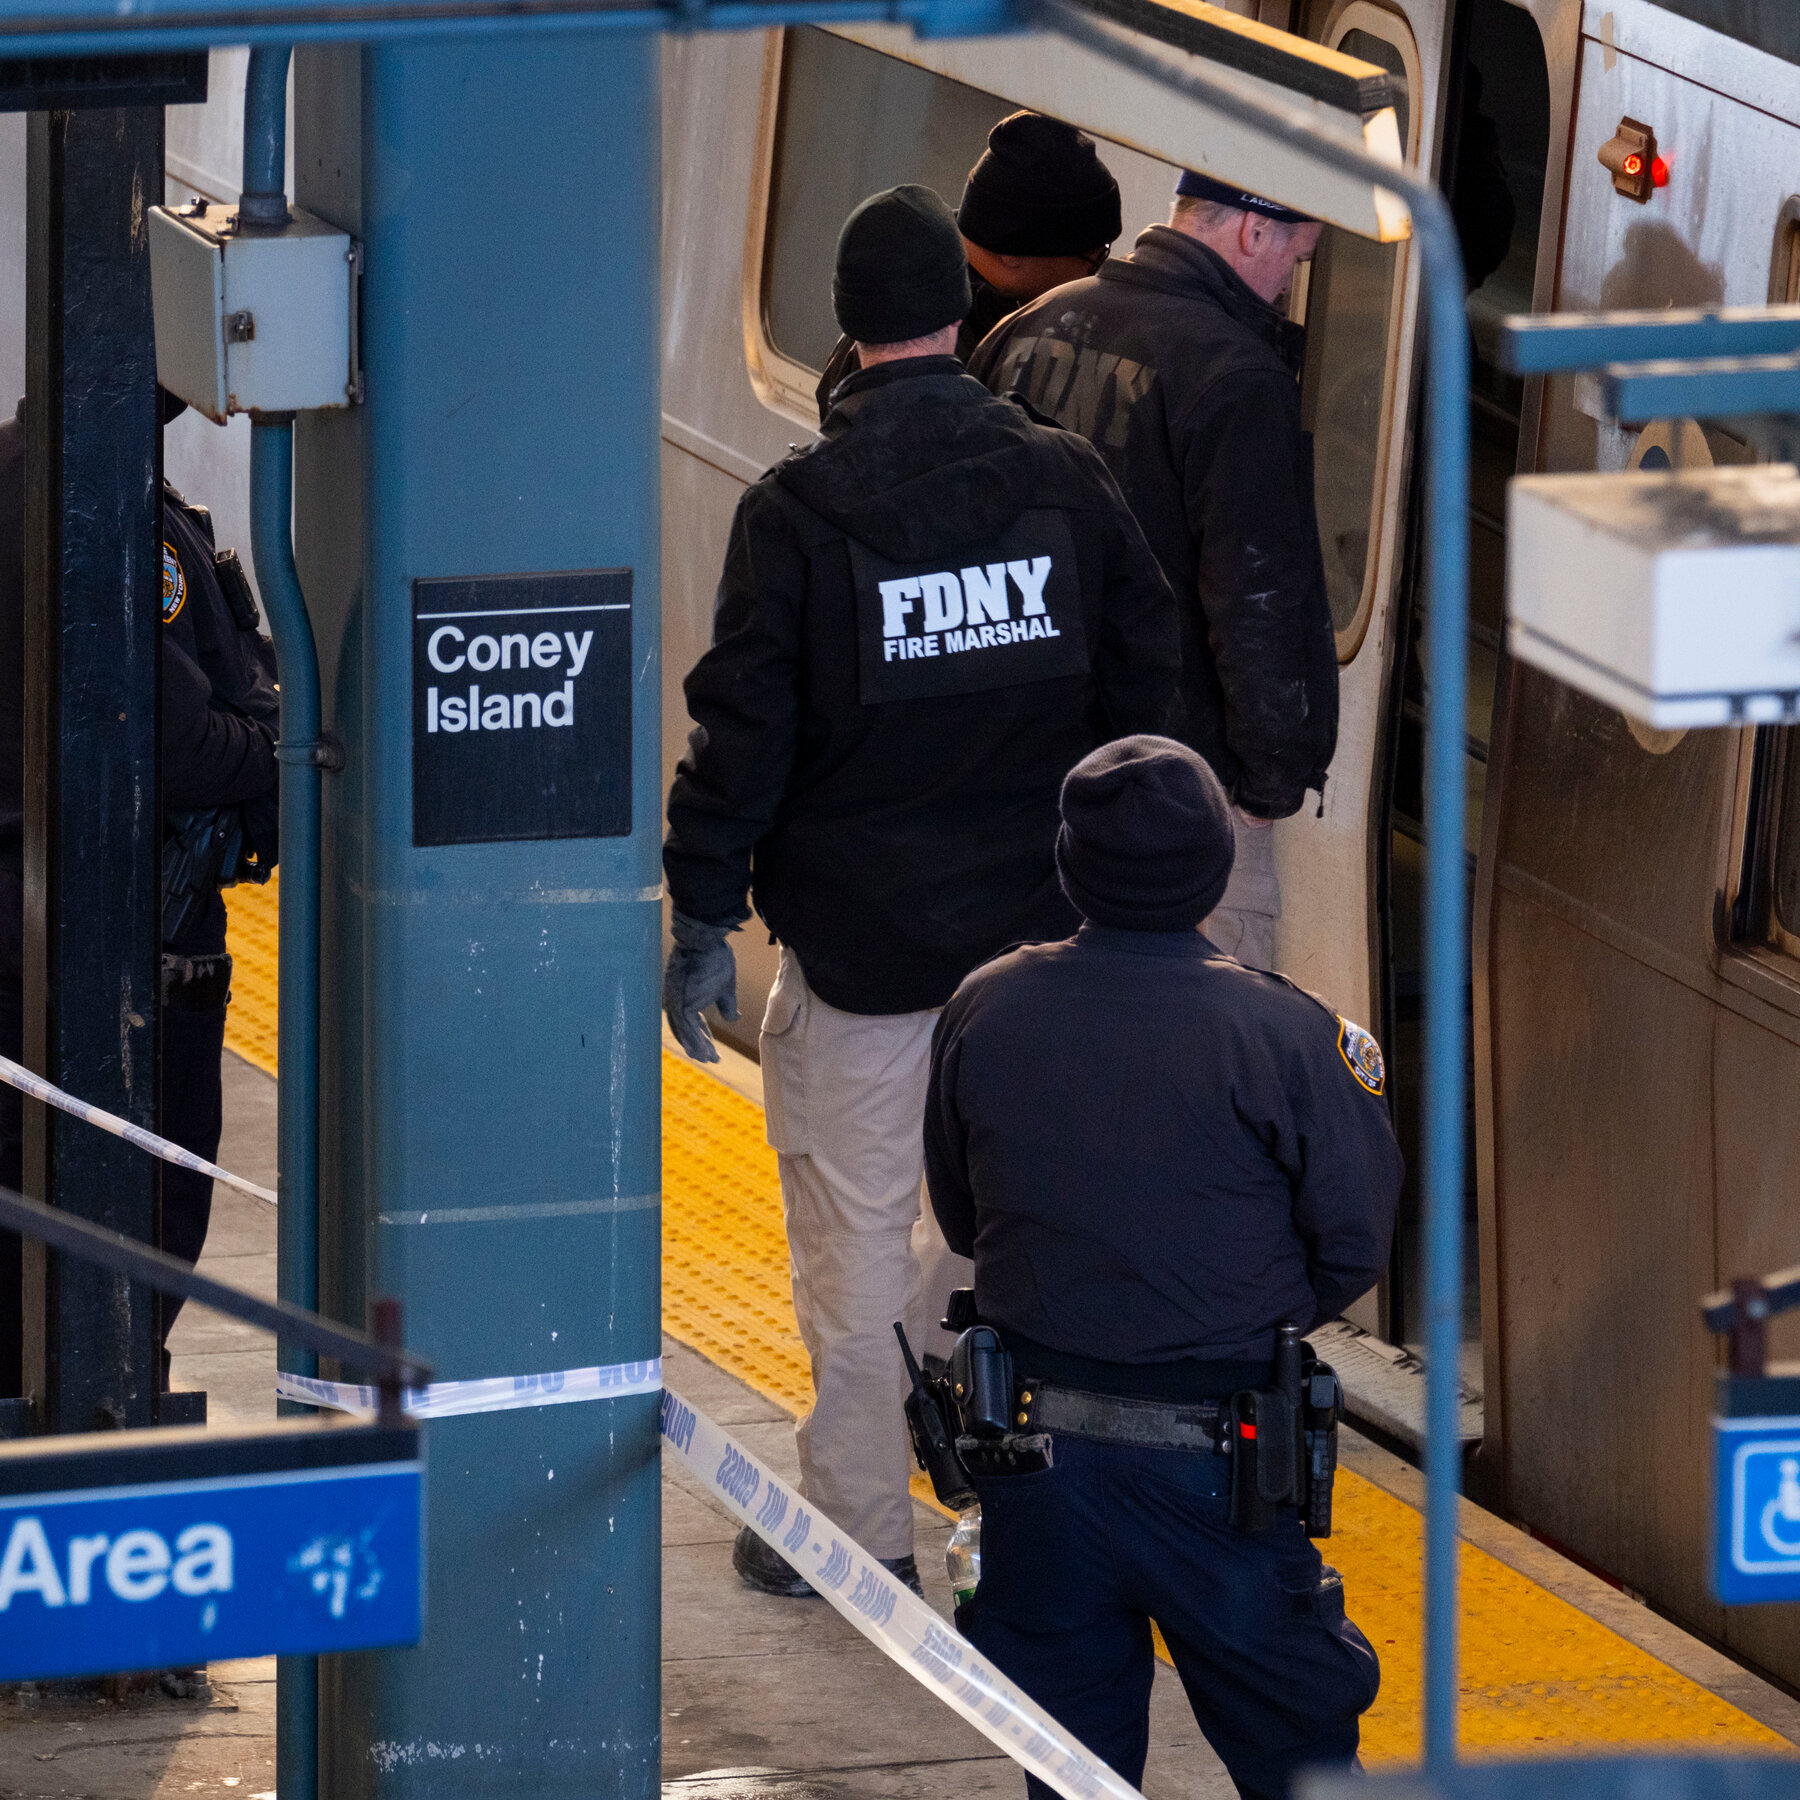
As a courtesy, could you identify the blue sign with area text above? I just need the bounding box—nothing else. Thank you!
[0,1427,422,1681]
[1713,1415,1800,1603]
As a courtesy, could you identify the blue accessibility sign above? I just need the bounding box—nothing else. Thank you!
[0,1418,423,1680]
[1712,1415,1800,1603]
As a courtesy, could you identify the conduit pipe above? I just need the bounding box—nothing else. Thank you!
[241,42,324,1800]
[1035,0,1472,1768]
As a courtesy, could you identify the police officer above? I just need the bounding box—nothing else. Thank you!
[0,394,278,1393]
[924,735,1401,1800]
[155,419,281,1379]
[969,172,1334,972]
[815,113,1122,422]
[664,186,1179,1597]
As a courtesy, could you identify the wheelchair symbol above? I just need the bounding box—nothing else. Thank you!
[1759,1457,1800,1558]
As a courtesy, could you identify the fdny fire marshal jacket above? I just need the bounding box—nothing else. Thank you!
[662,357,1180,1017]
[968,228,1338,821]
[925,926,1402,1376]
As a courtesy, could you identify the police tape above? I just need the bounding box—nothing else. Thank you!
[659,1388,1146,1800]
[283,1359,1141,1800]
[276,1356,663,1419]
[0,1053,279,1206]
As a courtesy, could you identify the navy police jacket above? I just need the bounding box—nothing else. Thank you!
[925,925,1402,1365]
[663,357,1180,1016]
[0,411,279,916]
[968,228,1337,821]
[161,485,281,956]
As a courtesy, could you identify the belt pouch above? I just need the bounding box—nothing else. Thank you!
[1303,1364,1343,1537]
[1228,1389,1298,1532]
[950,1326,1014,1439]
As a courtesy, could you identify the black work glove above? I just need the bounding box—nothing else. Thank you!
[664,909,745,1064]
[241,788,280,877]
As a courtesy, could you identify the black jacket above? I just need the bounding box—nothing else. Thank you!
[0,415,279,953]
[927,926,1401,1366]
[160,486,281,956]
[814,273,1019,426]
[664,358,1180,1016]
[968,229,1337,820]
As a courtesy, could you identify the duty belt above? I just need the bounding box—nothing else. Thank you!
[1016,1382,1223,1453]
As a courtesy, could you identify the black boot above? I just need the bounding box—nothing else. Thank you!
[732,1525,815,1597]
[882,1554,924,1598]
[732,1526,925,1600]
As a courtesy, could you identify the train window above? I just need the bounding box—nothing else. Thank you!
[757,30,1010,383]
[1771,759,1800,955]
[1770,196,1800,305]
[747,30,1186,426]
[1299,7,1419,660]
[1735,731,1800,965]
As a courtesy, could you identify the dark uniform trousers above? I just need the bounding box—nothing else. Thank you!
[157,955,231,1366]
[960,1434,1379,1800]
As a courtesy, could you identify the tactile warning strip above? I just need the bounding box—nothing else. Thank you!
[222,874,280,1076]
[662,1050,812,1412]
[659,1049,1789,1765]
[217,903,1791,1764]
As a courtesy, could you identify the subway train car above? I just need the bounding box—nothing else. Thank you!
[11,0,1780,1700]
[658,0,1800,1692]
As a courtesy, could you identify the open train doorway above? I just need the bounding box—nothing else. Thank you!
[1372,0,1549,1375]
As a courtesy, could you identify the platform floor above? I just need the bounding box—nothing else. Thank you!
[4,905,1796,1796]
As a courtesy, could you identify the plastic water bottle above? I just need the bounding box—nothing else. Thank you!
[946,1506,981,1607]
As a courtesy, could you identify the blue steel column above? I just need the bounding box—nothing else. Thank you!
[296,36,662,1800]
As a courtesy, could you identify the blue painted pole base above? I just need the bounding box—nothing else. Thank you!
[0,1421,422,1680]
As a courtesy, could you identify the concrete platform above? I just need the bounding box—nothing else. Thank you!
[659,1334,1235,1800]
[6,1046,1800,1797]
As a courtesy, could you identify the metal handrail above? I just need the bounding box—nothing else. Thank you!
[0,1185,431,1390]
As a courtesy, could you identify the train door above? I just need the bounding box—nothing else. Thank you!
[1327,0,1561,1375]
[1482,1,1800,1681]
[661,13,1410,1059]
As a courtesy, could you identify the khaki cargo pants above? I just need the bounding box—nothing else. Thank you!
[759,946,972,1561]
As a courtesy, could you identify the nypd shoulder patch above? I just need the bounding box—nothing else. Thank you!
[162,541,187,624]
[1336,1015,1385,1096]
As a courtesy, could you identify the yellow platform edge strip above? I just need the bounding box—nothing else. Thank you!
[657,1050,1787,1766]
[223,876,280,1076]
[221,910,1789,1763]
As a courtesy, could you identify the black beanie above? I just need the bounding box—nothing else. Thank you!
[833,184,972,347]
[957,112,1123,257]
[1055,736,1235,932]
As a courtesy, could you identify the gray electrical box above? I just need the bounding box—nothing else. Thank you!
[1508,465,1800,727]
[149,201,358,421]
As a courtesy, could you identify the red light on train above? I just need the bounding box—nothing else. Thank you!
[1599,116,1659,204]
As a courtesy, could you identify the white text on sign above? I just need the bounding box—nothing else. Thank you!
[0,1517,233,1609]
[877,558,1060,664]
[423,627,594,735]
